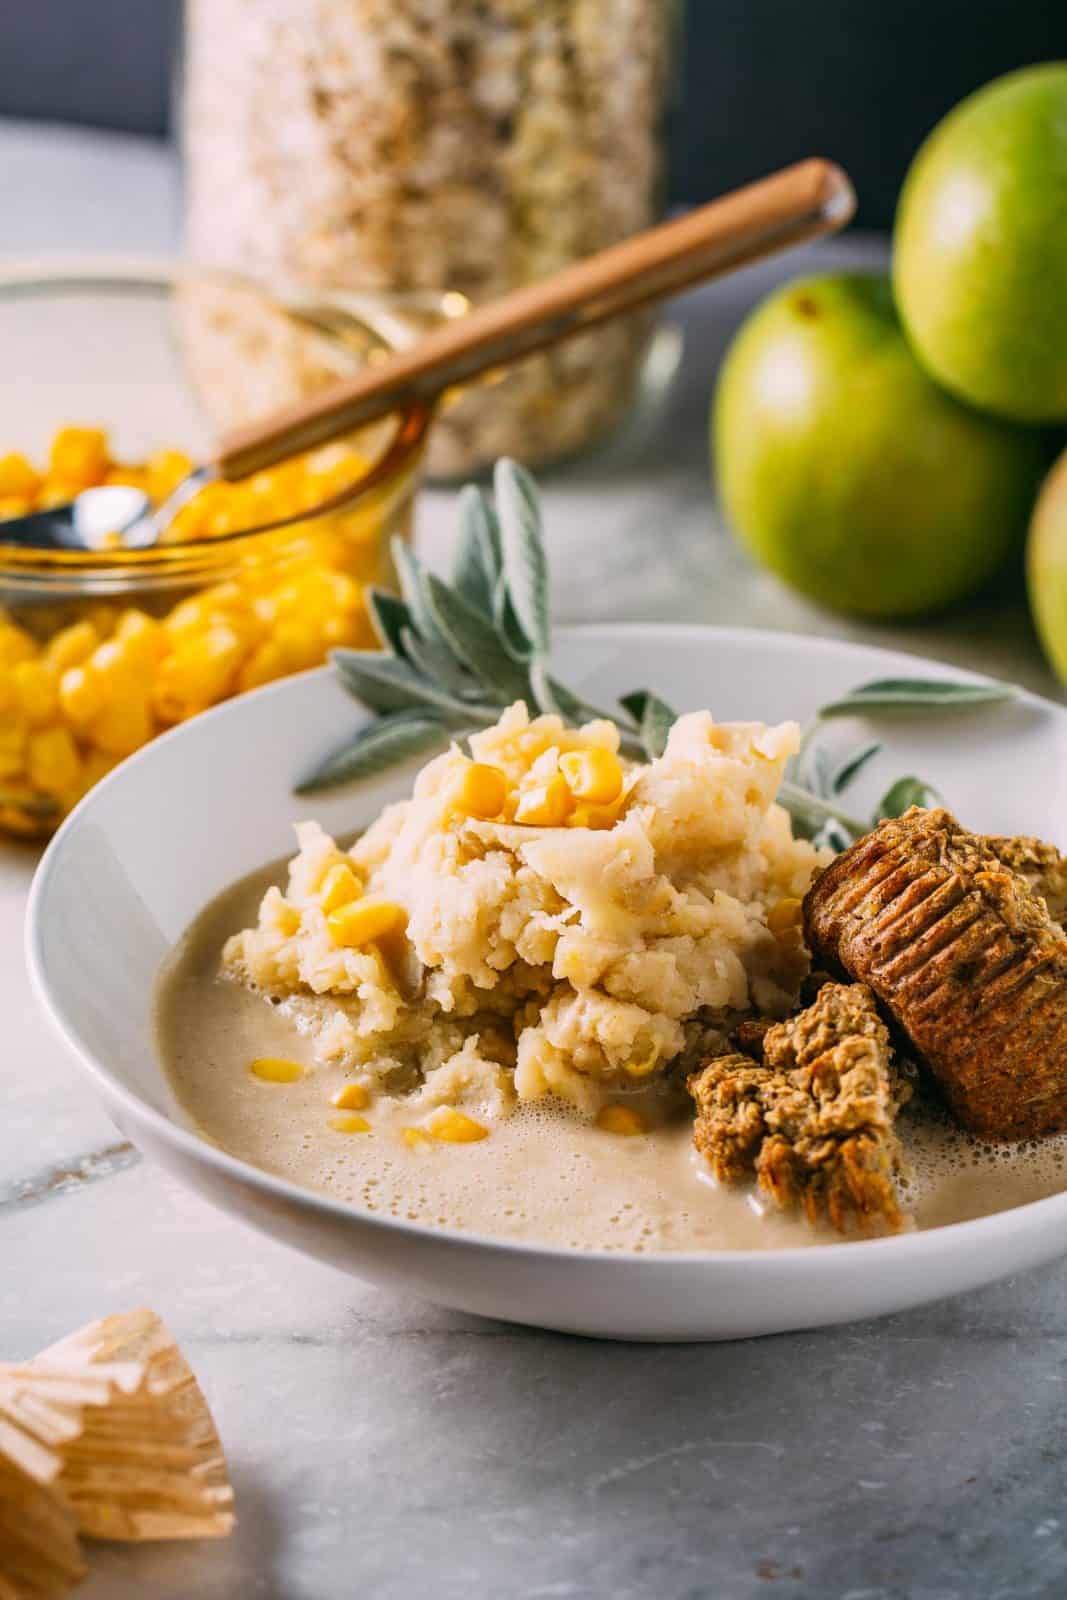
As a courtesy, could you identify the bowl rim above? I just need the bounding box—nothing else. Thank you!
[25,620,1067,1271]
[0,253,433,573]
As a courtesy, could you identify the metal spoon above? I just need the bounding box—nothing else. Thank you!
[0,159,854,554]
[0,468,214,551]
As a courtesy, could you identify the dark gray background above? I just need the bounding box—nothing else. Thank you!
[0,1,1064,228]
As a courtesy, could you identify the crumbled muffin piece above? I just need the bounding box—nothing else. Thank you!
[733,1017,773,1060]
[986,834,1067,926]
[688,983,907,1234]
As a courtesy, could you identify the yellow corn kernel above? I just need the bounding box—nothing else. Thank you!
[206,486,261,538]
[337,533,388,584]
[560,748,623,805]
[766,897,803,937]
[89,638,139,684]
[0,621,36,667]
[274,571,337,616]
[113,609,169,666]
[623,1042,660,1080]
[322,571,364,613]
[89,692,153,757]
[319,862,364,915]
[162,498,209,544]
[514,772,575,828]
[330,606,377,650]
[402,1127,432,1151]
[146,448,193,503]
[237,640,287,693]
[248,460,300,508]
[447,761,508,820]
[568,798,624,831]
[58,664,106,727]
[152,625,243,720]
[105,465,148,492]
[249,1057,304,1084]
[0,724,27,779]
[429,1108,489,1144]
[12,660,58,727]
[331,1083,369,1111]
[595,1104,647,1136]
[202,590,263,646]
[326,896,407,949]
[79,749,120,789]
[274,619,326,672]
[164,596,209,639]
[84,604,120,636]
[0,452,40,499]
[328,1113,371,1134]
[37,481,83,510]
[320,610,364,650]
[26,727,81,794]
[45,620,99,672]
[48,426,110,488]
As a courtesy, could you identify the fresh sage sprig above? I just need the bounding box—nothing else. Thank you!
[296,458,647,793]
[778,671,1016,846]
[296,459,1020,852]
[817,678,1015,718]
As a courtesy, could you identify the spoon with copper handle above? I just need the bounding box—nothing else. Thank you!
[5,158,854,550]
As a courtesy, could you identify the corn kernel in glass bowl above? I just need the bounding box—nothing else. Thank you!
[0,262,436,837]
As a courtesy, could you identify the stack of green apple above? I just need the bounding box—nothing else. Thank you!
[713,64,1067,683]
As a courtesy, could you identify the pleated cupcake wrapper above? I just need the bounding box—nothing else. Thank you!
[0,1309,234,1598]
[0,1386,86,1600]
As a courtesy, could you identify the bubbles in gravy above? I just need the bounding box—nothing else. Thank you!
[154,859,1067,1253]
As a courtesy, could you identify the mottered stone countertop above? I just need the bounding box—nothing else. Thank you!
[2,119,1065,1600]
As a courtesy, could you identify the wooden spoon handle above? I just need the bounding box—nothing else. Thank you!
[215,158,854,480]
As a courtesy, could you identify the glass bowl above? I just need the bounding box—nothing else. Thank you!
[0,258,446,837]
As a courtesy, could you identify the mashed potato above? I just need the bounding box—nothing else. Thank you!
[223,703,825,1119]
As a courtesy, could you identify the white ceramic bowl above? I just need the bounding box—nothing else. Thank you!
[27,625,1067,1341]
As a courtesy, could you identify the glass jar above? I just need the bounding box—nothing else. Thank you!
[182,0,675,477]
[0,261,433,838]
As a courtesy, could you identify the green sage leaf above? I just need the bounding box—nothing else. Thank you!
[489,571,531,663]
[528,655,567,717]
[425,572,532,702]
[331,649,492,723]
[778,778,866,842]
[544,674,614,727]
[814,818,856,854]
[366,589,412,658]
[295,711,448,794]
[801,745,833,800]
[494,458,550,655]
[398,626,480,701]
[451,487,498,616]
[832,741,883,795]
[391,538,454,657]
[620,689,677,759]
[819,676,1017,719]
[874,775,941,821]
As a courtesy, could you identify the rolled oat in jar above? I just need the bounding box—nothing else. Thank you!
[183,0,674,475]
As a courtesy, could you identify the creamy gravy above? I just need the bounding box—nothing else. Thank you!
[155,862,1067,1253]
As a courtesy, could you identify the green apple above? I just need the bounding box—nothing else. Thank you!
[712,273,1046,617]
[894,64,1067,423]
[1027,446,1067,685]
